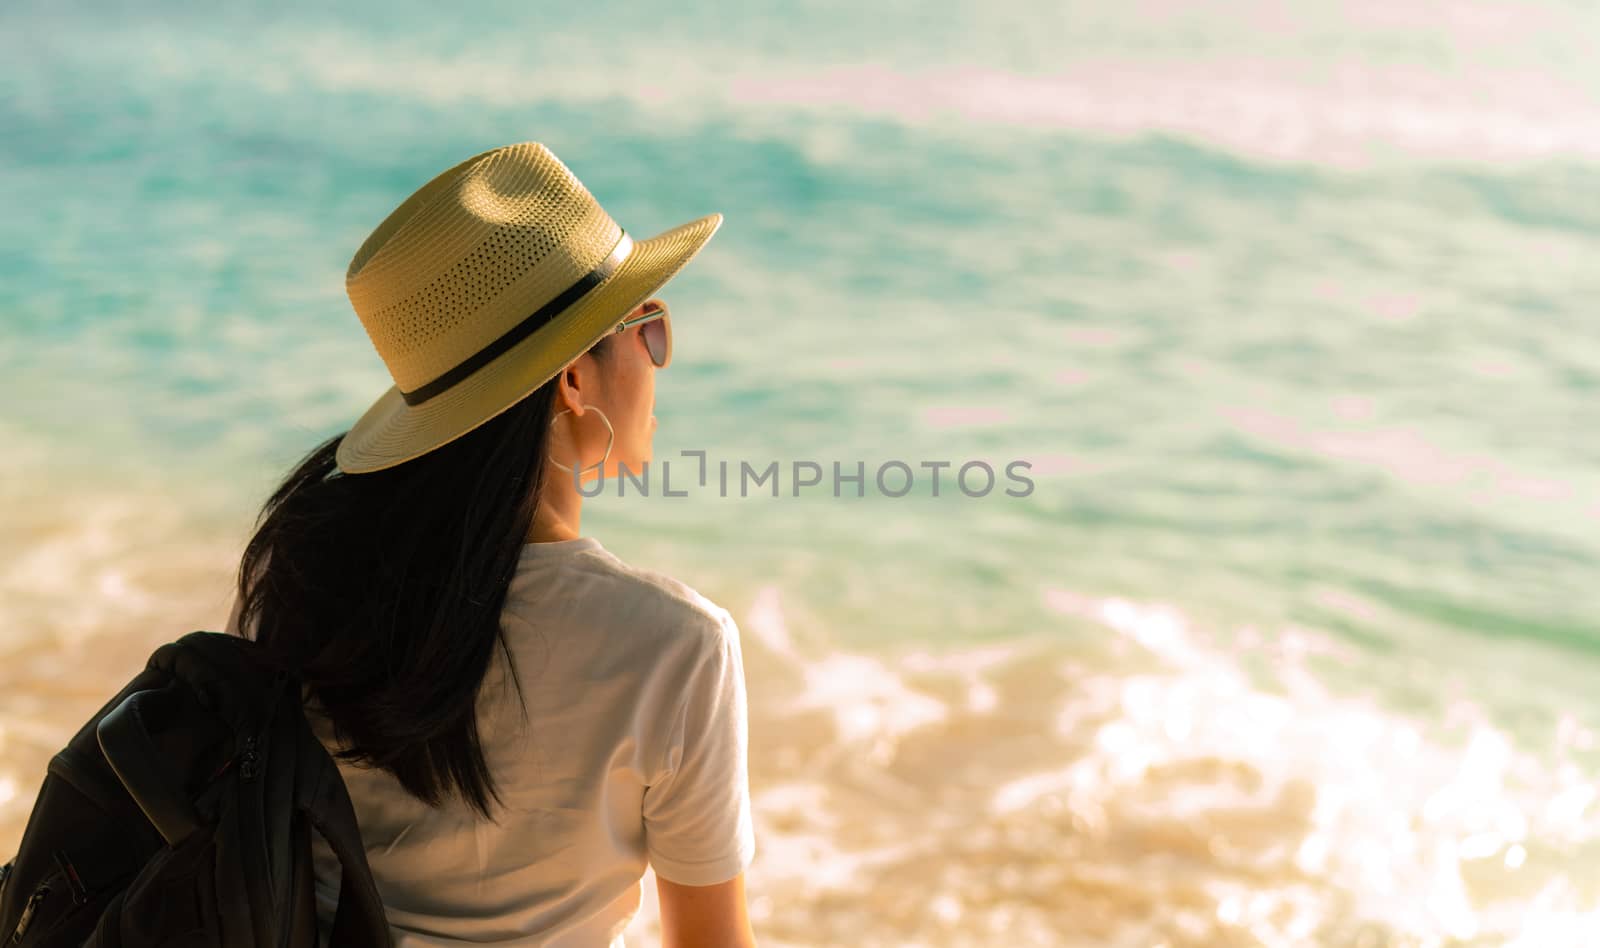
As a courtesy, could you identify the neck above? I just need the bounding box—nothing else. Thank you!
[526,462,587,543]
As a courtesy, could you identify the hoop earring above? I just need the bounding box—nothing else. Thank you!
[548,404,615,477]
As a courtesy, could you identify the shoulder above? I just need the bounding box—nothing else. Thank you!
[510,546,736,649]
[616,558,730,623]
[599,554,738,648]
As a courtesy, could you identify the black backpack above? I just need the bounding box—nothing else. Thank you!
[0,631,393,947]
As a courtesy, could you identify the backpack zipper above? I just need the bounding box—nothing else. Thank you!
[11,882,50,943]
[239,734,261,781]
[238,672,289,785]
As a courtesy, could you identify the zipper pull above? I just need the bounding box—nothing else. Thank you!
[50,851,88,906]
[239,734,260,781]
[11,882,50,943]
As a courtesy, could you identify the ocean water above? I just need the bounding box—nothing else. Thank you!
[3,1,1599,944]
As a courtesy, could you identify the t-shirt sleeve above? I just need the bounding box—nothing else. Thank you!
[642,608,757,886]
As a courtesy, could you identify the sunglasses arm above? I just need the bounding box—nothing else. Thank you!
[616,301,668,331]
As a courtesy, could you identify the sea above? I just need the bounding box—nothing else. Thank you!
[2,1,1597,945]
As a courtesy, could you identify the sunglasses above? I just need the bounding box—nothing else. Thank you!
[614,299,672,368]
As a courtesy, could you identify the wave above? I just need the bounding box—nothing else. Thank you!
[13,18,1600,169]
[714,581,1600,944]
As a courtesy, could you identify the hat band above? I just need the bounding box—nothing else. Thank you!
[399,231,633,407]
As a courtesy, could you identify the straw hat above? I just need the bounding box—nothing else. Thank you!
[334,141,723,474]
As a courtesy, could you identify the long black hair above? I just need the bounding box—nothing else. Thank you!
[233,335,613,822]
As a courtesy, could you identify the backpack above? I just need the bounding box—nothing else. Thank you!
[0,631,393,947]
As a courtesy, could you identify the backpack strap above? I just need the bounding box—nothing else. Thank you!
[292,709,394,948]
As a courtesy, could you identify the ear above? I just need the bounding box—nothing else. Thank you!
[554,358,589,417]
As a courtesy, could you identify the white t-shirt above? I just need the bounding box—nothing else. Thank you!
[226,535,756,947]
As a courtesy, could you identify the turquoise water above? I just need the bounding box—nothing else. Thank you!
[3,1,1599,943]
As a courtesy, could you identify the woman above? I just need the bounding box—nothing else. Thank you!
[224,142,758,947]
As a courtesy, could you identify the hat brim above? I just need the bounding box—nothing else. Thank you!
[334,212,723,474]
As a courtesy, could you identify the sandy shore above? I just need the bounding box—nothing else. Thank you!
[4,571,1594,945]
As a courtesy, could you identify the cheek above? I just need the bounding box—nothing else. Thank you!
[631,365,655,439]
